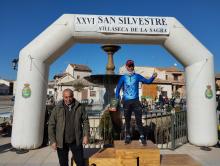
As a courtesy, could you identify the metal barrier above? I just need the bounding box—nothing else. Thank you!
[86,110,188,150]
[170,111,188,149]
[0,106,13,125]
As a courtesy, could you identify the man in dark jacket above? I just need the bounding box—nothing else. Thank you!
[48,89,90,166]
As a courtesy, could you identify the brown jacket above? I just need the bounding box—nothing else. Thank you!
[48,100,90,148]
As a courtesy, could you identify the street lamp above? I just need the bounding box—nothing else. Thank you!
[12,58,19,70]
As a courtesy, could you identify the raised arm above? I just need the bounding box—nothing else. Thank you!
[138,73,157,84]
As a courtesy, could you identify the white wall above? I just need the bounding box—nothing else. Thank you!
[88,86,105,105]
[65,64,74,76]
[159,84,172,98]
[0,79,11,86]
[65,64,91,79]
[0,79,11,95]
[74,70,91,79]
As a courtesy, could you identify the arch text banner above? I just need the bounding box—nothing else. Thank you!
[75,14,169,35]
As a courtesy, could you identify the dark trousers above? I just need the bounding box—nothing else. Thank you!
[57,143,84,166]
[123,99,144,136]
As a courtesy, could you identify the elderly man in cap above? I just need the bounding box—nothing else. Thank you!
[115,60,157,145]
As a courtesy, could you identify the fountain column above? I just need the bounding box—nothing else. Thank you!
[102,45,121,75]
[101,45,121,107]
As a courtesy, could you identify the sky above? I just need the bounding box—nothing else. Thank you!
[0,0,220,80]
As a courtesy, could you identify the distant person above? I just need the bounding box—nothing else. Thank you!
[43,104,55,146]
[217,96,220,127]
[158,93,164,109]
[141,98,148,112]
[164,96,169,105]
[175,96,181,106]
[170,96,175,108]
[43,95,56,146]
[48,89,90,166]
[115,60,157,145]
[217,96,220,111]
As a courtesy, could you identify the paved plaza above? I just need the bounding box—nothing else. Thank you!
[0,136,219,166]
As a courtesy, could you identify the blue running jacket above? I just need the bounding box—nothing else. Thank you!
[115,73,155,101]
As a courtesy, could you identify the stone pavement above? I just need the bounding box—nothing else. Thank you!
[160,143,220,166]
[0,137,58,166]
[0,136,220,166]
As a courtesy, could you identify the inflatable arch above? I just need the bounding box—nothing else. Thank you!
[12,14,217,149]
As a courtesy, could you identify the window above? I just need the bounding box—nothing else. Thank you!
[165,75,168,80]
[161,91,167,96]
[173,74,178,81]
[77,75,80,79]
[90,91,96,97]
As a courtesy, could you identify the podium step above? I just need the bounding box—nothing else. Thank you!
[89,140,160,166]
[89,148,137,166]
[89,141,202,166]
[114,140,160,166]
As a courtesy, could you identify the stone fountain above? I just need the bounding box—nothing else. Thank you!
[84,44,121,108]
[84,45,122,144]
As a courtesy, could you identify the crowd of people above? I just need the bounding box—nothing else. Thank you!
[141,94,187,113]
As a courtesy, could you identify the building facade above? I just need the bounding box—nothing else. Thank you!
[52,64,98,102]
[0,79,14,95]
[65,64,92,79]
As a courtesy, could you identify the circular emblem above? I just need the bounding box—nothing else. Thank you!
[22,83,31,98]
[205,85,213,99]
